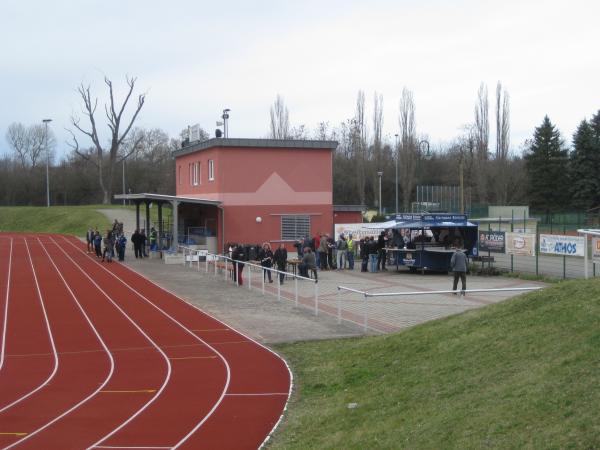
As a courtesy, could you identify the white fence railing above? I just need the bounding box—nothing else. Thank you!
[336,285,543,333]
[177,246,321,316]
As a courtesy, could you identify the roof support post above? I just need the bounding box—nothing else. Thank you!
[172,200,180,249]
[145,200,151,234]
[158,202,163,250]
[135,201,140,231]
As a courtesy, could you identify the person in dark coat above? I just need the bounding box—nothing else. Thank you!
[273,243,288,284]
[140,229,148,257]
[258,242,274,283]
[131,229,142,258]
[377,231,387,271]
[117,234,127,261]
[93,231,103,258]
[231,244,246,286]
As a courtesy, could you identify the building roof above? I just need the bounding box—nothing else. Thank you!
[173,138,339,158]
[114,193,221,206]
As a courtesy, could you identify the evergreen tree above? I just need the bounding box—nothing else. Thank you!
[524,116,569,213]
[569,117,600,209]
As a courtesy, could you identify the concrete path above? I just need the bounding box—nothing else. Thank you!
[97,209,547,344]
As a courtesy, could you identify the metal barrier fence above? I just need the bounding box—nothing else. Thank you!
[336,285,542,333]
[176,246,322,316]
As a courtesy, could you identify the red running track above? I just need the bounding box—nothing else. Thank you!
[0,233,292,450]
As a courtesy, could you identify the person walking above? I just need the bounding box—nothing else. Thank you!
[232,244,246,286]
[273,243,288,284]
[450,245,468,296]
[117,233,127,261]
[259,242,274,283]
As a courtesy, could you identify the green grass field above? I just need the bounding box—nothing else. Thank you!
[271,279,600,449]
[0,205,113,236]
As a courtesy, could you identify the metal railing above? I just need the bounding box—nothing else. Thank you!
[177,246,322,316]
[336,285,543,333]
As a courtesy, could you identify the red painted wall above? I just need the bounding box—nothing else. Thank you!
[333,211,363,224]
[176,144,333,250]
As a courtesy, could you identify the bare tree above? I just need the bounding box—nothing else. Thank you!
[269,94,290,139]
[398,87,418,211]
[493,81,511,203]
[495,81,510,160]
[69,76,145,204]
[473,83,489,203]
[353,90,368,206]
[5,122,54,168]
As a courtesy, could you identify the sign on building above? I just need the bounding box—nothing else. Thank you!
[479,231,506,253]
[505,232,536,256]
[539,234,585,257]
[592,237,600,263]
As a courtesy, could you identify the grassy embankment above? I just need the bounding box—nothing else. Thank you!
[272,279,600,449]
[0,205,112,236]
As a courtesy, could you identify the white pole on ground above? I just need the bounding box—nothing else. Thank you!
[337,288,341,324]
[277,270,281,301]
[363,293,368,332]
[295,277,298,307]
[584,233,589,280]
[314,281,319,316]
[225,259,229,282]
[248,264,252,290]
[262,270,265,295]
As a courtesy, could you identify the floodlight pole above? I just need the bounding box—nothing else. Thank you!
[377,171,383,216]
[222,109,230,138]
[394,133,399,214]
[43,119,52,207]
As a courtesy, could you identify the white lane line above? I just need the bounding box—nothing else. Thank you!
[6,238,115,449]
[60,235,294,450]
[48,236,174,450]
[3,239,116,448]
[5,236,171,449]
[0,237,13,372]
[59,236,232,450]
[94,446,171,449]
[0,238,59,414]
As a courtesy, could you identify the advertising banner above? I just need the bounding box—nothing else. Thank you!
[335,223,383,240]
[539,234,585,257]
[592,237,600,263]
[478,231,506,253]
[505,232,536,256]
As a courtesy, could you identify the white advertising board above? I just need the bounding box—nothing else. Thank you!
[539,234,585,257]
[505,232,536,256]
[334,223,384,240]
[592,237,600,263]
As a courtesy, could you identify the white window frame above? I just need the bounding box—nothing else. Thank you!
[192,161,200,186]
[208,159,215,181]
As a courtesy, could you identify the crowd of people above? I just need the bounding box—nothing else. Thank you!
[85,219,159,263]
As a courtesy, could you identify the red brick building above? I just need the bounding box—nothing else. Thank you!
[173,138,338,250]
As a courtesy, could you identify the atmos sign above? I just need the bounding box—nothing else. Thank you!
[539,234,585,257]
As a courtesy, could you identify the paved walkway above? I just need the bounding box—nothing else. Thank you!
[98,209,547,344]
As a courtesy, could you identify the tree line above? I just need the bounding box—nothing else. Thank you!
[1,76,598,217]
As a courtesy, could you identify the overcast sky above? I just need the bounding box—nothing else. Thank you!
[1,0,598,159]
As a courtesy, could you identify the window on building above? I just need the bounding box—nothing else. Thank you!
[192,162,200,186]
[178,165,182,185]
[281,215,311,241]
[189,163,193,186]
[208,159,214,181]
